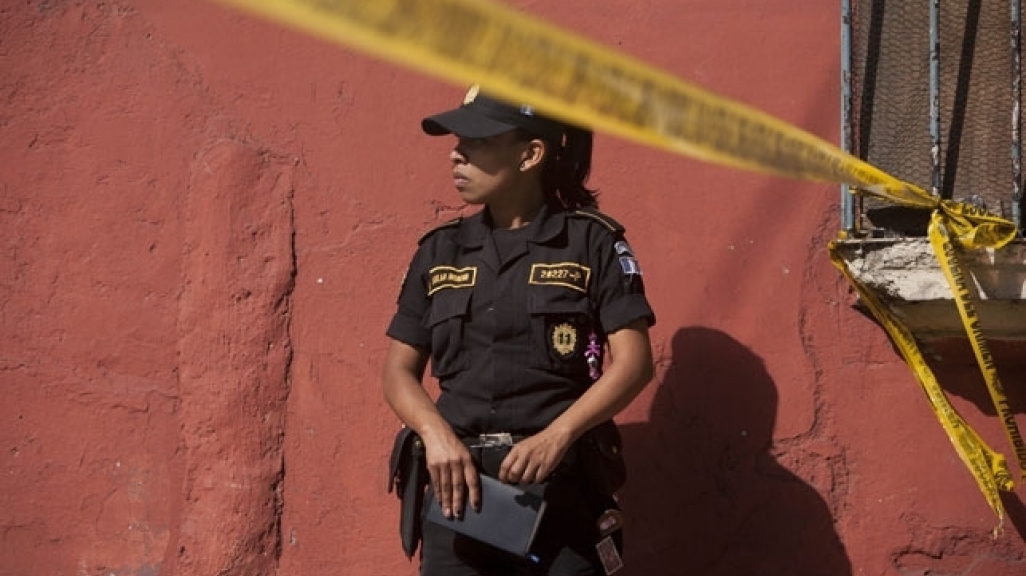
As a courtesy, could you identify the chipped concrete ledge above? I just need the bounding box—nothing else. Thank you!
[832,238,1026,341]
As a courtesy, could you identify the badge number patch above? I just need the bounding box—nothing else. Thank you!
[550,322,579,358]
[529,262,591,293]
[427,266,477,295]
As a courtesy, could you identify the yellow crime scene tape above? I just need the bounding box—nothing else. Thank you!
[829,241,1016,529]
[212,0,1023,523]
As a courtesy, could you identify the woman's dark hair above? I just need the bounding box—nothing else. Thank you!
[518,125,598,209]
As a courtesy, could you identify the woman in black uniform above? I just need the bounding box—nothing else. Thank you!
[383,86,656,576]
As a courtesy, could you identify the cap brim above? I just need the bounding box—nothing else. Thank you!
[421,107,517,138]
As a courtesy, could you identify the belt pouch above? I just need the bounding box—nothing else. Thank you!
[388,427,427,559]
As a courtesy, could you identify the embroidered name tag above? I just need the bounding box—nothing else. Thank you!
[529,263,591,293]
[427,266,477,295]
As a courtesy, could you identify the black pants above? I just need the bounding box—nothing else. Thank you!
[419,445,621,576]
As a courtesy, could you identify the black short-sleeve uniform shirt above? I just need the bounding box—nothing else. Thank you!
[386,203,655,437]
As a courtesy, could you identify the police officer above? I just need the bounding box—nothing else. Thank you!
[383,85,656,576]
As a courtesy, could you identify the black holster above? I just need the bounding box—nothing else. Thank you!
[387,427,428,559]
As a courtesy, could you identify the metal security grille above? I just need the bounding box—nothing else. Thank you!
[844,0,1024,235]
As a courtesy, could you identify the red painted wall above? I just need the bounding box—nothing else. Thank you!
[2,1,1025,575]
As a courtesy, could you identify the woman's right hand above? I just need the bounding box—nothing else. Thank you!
[381,340,480,517]
[421,427,480,518]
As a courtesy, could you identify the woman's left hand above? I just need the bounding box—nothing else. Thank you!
[497,428,572,485]
[497,320,654,485]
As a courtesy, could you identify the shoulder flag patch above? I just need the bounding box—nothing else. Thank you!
[619,256,642,276]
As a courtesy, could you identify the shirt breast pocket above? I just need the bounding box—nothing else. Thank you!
[424,288,472,378]
[528,289,595,378]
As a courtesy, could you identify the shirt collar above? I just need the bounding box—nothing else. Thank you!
[455,202,565,249]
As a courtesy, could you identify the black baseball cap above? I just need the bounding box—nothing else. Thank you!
[421,85,566,142]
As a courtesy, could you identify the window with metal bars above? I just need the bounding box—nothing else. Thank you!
[841,0,1024,237]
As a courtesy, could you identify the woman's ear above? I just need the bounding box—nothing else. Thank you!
[519,138,548,172]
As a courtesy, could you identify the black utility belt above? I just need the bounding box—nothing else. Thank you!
[459,433,529,478]
[460,432,528,449]
[458,422,625,497]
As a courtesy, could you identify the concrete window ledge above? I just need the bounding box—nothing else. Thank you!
[832,238,1026,343]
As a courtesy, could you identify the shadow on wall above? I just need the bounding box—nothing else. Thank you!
[619,327,852,576]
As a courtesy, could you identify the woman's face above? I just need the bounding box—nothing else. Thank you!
[449,131,531,205]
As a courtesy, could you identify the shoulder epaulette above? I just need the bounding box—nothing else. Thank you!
[570,207,625,233]
[417,217,462,245]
